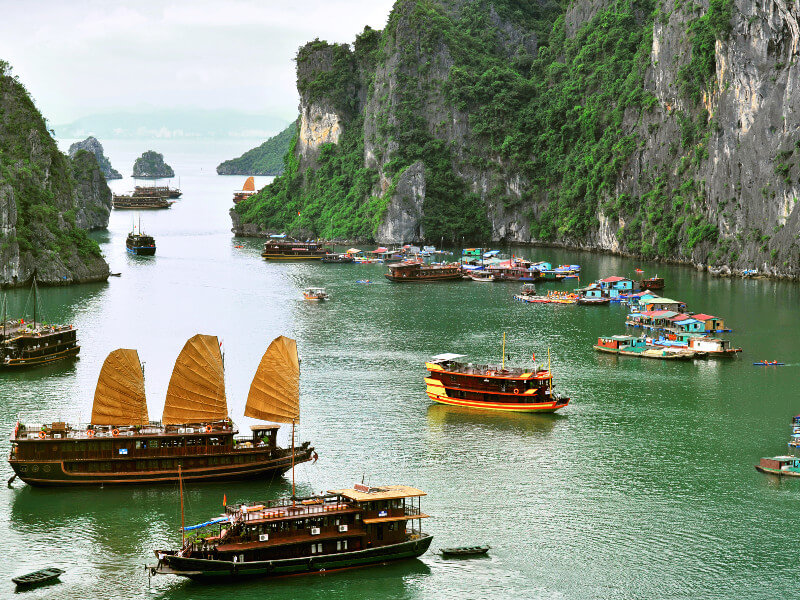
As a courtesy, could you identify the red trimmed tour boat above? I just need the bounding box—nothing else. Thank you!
[424,353,570,413]
[385,260,462,282]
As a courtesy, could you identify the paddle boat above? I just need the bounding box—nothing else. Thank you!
[754,360,784,366]
[12,567,64,589]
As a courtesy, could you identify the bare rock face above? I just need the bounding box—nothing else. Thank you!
[375,160,426,242]
[68,136,121,180]
[0,60,109,287]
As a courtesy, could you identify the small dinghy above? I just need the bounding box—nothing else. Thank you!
[439,545,490,557]
[12,567,64,588]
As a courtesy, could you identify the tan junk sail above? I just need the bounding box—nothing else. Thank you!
[245,336,300,423]
[91,349,149,426]
[162,334,228,425]
[242,176,255,191]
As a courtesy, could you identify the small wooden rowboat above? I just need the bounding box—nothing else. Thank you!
[12,567,64,588]
[439,545,490,557]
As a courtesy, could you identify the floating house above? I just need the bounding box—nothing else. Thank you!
[640,296,686,313]
[691,313,729,332]
[597,276,635,298]
[668,314,706,334]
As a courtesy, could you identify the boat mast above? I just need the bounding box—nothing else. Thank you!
[32,274,37,329]
[179,464,185,546]
[501,332,506,370]
[291,419,296,506]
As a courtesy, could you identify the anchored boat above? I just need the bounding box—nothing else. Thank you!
[8,335,313,486]
[303,287,329,301]
[150,483,432,581]
[385,260,462,282]
[261,235,330,261]
[424,344,570,413]
[12,567,64,588]
[233,177,256,204]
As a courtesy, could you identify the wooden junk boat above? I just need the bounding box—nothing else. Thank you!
[424,352,570,413]
[385,260,462,282]
[233,177,257,204]
[134,185,182,199]
[112,194,174,210]
[126,223,156,256]
[1,279,79,369]
[261,235,330,261]
[150,483,432,581]
[639,275,665,290]
[8,335,313,486]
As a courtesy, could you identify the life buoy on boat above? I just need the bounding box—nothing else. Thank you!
[513,388,520,395]
[38,431,45,439]
[205,425,212,433]
[86,429,95,438]
[112,428,120,437]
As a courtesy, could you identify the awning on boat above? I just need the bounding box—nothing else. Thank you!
[346,248,362,254]
[183,516,229,531]
[162,334,228,425]
[91,349,149,426]
[244,336,300,424]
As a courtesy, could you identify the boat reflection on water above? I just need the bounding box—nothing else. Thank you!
[426,403,563,438]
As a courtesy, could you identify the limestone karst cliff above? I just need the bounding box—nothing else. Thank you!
[0,60,109,287]
[234,0,800,278]
[68,136,122,180]
[132,150,174,178]
[216,122,297,175]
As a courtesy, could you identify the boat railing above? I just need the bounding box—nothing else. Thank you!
[13,420,235,441]
[443,362,537,378]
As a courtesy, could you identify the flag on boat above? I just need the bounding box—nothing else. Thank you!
[223,494,226,507]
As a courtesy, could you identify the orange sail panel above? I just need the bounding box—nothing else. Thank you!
[91,349,149,426]
[244,336,300,423]
[242,176,255,191]
[162,334,228,425]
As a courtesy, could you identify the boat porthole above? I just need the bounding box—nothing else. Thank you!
[31,465,39,472]
[19,466,27,473]
[43,465,51,472]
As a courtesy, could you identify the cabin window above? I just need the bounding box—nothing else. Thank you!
[148,440,159,449]
[336,540,348,551]
[135,441,144,449]
[388,523,395,531]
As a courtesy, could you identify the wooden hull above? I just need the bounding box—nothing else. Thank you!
[1,345,80,368]
[593,345,694,360]
[9,447,312,487]
[755,465,800,477]
[262,255,325,261]
[127,246,156,256]
[155,534,433,580]
[426,390,568,413]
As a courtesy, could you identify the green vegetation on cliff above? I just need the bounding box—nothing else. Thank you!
[132,150,174,178]
[0,60,103,270]
[216,122,297,176]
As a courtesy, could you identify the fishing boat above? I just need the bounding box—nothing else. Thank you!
[233,177,257,204]
[8,335,313,486]
[1,279,80,369]
[149,481,432,581]
[424,341,570,413]
[126,220,156,256]
[594,336,695,360]
[261,235,330,261]
[12,567,64,588]
[385,261,462,282]
[112,194,174,209]
[321,253,354,263]
[438,546,490,557]
[303,288,329,301]
[467,270,497,282]
[639,275,665,290]
[134,185,182,199]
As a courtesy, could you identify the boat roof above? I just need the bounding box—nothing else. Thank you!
[599,276,629,282]
[430,353,466,361]
[249,424,280,431]
[305,287,326,291]
[328,484,426,501]
[691,313,717,320]
[645,296,681,304]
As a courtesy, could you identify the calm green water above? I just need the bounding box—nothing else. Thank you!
[1,140,799,599]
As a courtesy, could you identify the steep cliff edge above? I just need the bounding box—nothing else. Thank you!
[0,60,109,287]
[234,0,800,278]
[68,136,122,180]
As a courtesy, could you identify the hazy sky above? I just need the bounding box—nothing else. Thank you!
[0,0,395,124]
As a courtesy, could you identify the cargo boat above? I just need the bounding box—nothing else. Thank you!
[261,235,329,261]
[149,483,432,581]
[8,335,313,486]
[424,352,570,413]
[385,261,462,282]
[1,278,79,369]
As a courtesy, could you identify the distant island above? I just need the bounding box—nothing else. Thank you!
[132,150,175,178]
[216,122,297,176]
[68,136,121,180]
